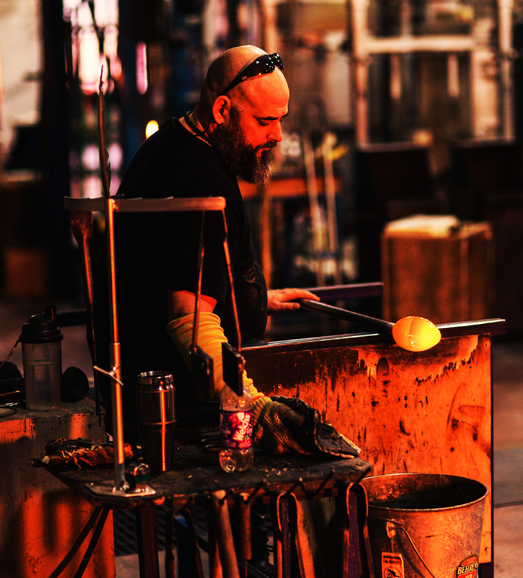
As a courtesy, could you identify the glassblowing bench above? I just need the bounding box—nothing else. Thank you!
[55,197,504,577]
[45,317,503,578]
[49,445,371,578]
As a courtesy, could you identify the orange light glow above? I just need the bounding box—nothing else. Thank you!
[145,120,159,139]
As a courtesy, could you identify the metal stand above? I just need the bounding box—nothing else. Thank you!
[65,195,226,496]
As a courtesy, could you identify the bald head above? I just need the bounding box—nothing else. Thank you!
[206,45,267,95]
[197,46,287,118]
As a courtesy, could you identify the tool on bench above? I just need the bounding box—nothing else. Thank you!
[300,299,441,352]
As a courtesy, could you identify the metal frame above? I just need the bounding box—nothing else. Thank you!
[349,0,515,143]
[64,196,226,493]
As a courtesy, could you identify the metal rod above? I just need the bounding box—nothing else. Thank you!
[191,212,206,355]
[65,196,226,213]
[321,130,342,285]
[302,128,325,286]
[300,299,394,333]
[98,70,111,198]
[70,210,101,424]
[106,198,127,491]
[222,209,242,351]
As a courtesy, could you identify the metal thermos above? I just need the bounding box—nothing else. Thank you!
[19,311,63,410]
[136,371,176,472]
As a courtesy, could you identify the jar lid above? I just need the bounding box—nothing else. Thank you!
[19,314,63,343]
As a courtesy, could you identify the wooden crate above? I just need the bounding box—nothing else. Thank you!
[381,215,494,324]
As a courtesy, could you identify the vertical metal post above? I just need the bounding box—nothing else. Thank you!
[350,0,371,145]
[498,0,515,138]
[106,198,127,491]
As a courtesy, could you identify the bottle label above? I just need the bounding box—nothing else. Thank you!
[220,409,253,450]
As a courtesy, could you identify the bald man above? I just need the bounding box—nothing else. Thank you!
[96,46,320,450]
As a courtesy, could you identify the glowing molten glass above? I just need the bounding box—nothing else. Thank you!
[392,316,441,352]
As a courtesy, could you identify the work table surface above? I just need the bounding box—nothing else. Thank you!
[48,443,372,510]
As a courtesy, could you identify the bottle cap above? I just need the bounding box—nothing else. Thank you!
[19,314,63,344]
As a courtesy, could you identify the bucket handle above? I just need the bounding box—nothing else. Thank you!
[385,520,437,578]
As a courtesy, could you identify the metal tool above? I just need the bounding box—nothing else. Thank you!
[300,299,441,352]
[338,483,372,578]
[189,207,246,398]
[210,490,241,578]
[220,207,246,393]
[236,493,252,567]
[190,211,215,399]
[69,210,102,421]
[167,509,205,578]
[272,492,316,578]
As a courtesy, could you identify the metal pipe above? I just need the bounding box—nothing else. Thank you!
[106,198,127,491]
[70,210,101,423]
[300,299,442,352]
[498,0,515,139]
[301,299,394,333]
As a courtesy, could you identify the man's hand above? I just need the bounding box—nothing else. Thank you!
[267,288,320,313]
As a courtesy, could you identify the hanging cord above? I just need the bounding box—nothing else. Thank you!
[0,339,19,370]
[73,507,110,578]
[48,506,105,578]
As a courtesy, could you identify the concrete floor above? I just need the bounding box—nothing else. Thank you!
[1,299,522,577]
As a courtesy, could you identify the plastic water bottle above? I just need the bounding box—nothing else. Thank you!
[219,381,254,473]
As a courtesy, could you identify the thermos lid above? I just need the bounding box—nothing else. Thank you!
[137,371,174,390]
[19,313,63,343]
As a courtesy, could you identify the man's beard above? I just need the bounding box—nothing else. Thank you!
[213,107,277,185]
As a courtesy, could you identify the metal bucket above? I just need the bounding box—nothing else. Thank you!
[361,473,487,578]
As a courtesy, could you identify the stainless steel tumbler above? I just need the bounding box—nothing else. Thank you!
[136,371,176,472]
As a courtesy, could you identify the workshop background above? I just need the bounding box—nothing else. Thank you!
[0,0,522,576]
[3,0,523,331]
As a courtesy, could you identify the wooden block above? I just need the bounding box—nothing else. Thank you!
[381,215,493,324]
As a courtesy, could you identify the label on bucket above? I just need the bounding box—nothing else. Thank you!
[456,555,479,578]
[382,552,404,578]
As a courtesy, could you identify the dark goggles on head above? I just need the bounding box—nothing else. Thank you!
[219,53,284,96]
